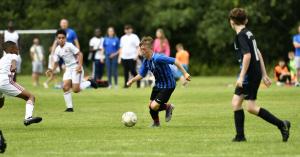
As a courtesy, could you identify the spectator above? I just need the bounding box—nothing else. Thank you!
[89,28,104,81]
[103,27,120,88]
[2,20,21,81]
[293,25,300,86]
[153,28,170,56]
[287,51,297,83]
[274,59,291,86]
[175,43,190,86]
[30,37,45,86]
[119,25,140,88]
[43,47,60,89]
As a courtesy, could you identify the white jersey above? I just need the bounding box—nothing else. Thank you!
[0,53,18,78]
[89,37,104,60]
[4,30,19,46]
[53,42,79,68]
[120,33,140,59]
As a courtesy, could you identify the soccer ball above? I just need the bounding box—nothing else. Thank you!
[122,112,137,127]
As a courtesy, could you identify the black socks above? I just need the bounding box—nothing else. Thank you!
[234,109,245,137]
[258,108,284,128]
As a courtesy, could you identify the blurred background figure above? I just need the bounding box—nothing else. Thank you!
[153,28,170,56]
[30,37,45,86]
[175,43,190,86]
[287,51,297,83]
[89,28,104,81]
[119,24,140,88]
[103,26,120,88]
[43,47,60,89]
[293,25,300,86]
[274,58,291,86]
[2,20,21,81]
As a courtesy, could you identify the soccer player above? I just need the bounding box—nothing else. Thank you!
[0,41,42,126]
[46,29,97,112]
[127,36,191,127]
[229,8,290,142]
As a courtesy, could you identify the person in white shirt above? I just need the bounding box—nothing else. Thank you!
[46,29,98,112]
[89,28,104,80]
[2,20,22,81]
[30,37,45,86]
[119,25,140,88]
[0,41,42,126]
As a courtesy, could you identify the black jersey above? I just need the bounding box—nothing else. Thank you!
[234,28,262,81]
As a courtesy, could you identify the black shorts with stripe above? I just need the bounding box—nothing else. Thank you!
[150,87,175,105]
[234,79,261,100]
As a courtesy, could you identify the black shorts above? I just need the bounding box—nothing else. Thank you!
[150,87,175,105]
[234,79,261,100]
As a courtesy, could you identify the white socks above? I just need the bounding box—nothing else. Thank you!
[25,100,34,119]
[80,81,91,90]
[64,91,73,109]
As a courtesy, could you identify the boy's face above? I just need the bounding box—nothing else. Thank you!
[57,34,66,46]
[139,44,152,57]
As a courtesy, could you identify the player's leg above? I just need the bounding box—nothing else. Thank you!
[232,86,246,142]
[62,68,74,112]
[122,59,130,88]
[112,57,118,87]
[149,88,160,127]
[129,59,140,88]
[156,88,175,122]
[106,58,112,87]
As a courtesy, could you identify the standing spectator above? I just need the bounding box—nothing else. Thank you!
[2,20,21,81]
[89,28,104,81]
[274,59,291,86]
[30,37,45,87]
[293,25,300,86]
[287,51,297,83]
[175,43,190,86]
[103,27,120,88]
[153,28,170,56]
[119,25,140,88]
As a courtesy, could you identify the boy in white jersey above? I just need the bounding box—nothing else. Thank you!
[46,29,97,112]
[0,41,42,126]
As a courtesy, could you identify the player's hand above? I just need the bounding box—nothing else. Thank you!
[118,58,121,64]
[126,80,133,87]
[184,73,191,81]
[263,76,272,87]
[236,77,244,88]
[45,69,53,77]
[75,66,82,73]
[100,59,104,64]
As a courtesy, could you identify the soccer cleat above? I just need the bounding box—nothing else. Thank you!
[232,135,247,142]
[165,104,175,122]
[150,122,160,128]
[65,108,74,112]
[279,120,291,142]
[88,79,98,89]
[24,117,42,126]
[0,130,7,153]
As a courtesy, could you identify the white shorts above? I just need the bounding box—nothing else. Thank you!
[63,67,84,84]
[32,61,43,73]
[295,57,300,69]
[0,78,24,97]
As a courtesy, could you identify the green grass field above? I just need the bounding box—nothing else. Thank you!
[0,76,299,157]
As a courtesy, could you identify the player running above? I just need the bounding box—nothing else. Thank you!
[127,36,191,127]
[0,41,42,126]
[46,29,97,112]
[229,8,290,142]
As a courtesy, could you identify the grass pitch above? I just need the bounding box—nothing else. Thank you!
[0,76,299,157]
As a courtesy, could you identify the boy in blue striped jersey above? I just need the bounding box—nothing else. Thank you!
[127,36,191,127]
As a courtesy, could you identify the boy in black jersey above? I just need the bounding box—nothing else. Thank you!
[229,8,290,142]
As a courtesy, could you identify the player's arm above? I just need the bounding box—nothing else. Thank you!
[29,48,34,61]
[11,59,17,72]
[127,74,143,87]
[174,60,191,81]
[75,51,83,73]
[74,39,80,50]
[258,50,272,87]
[293,41,300,48]
[237,53,251,87]
[45,61,58,77]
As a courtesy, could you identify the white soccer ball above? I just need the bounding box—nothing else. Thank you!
[122,112,137,127]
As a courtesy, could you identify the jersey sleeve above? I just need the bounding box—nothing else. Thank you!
[120,36,124,48]
[293,35,300,43]
[238,34,251,54]
[154,54,175,64]
[72,30,78,40]
[139,61,148,77]
[89,38,94,47]
[10,54,19,61]
[70,43,80,55]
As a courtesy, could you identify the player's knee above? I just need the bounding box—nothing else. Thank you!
[231,100,241,110]
[63,85,71,92]
[73,89,80,93]
[246,105,258,115]
[150,102,159,111]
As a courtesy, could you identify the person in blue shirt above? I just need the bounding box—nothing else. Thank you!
[103,27,120,88]
[293,25,300,86]
[127,36,191,127]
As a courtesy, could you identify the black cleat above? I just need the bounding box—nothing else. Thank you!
[0,130,7,153]
[88,79,98,89]
[24,117,42,126]
[65,108,74,112]
[279,120,291,142]
[165,104,175,122]
[232,135,247,142]
[150,122,160,128]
